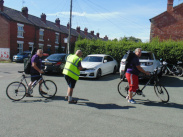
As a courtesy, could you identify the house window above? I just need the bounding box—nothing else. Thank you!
[38,43,44,50]
[39,29,44,41]
[55,33,59,44]
[17,41,24,53]
[17,23,24,38]
[28,42,34,51]
[55,46,59,53]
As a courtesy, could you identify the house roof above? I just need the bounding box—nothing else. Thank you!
[150,3,183,22]
[1,6,100,39]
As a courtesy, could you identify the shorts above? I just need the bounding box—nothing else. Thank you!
[64,75,77,88]
[31,73,41,82]
[125,73,139,92]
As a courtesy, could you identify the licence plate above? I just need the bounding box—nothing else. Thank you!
[45,62,52,65]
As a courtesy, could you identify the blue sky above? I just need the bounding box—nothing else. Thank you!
[3,0,183,42]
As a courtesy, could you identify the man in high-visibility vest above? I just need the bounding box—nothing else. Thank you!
[63,50,83,104]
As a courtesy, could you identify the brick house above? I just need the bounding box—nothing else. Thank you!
[0,0,106,60]
[150,0,183,41]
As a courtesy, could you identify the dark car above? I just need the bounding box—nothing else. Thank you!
[42,53,67,74]
[13,51,31,62]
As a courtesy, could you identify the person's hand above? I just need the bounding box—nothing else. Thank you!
[145,71,150,76]
[39,70,44,74]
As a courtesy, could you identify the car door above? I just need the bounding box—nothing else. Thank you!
[102,56,113,75]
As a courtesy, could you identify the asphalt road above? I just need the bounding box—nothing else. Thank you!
[0,63,183,137]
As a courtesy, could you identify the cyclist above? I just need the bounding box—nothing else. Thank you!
[126,48,150,103]
[26,49,46,97]
[63,50,83,104]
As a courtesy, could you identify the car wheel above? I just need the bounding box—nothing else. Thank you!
[113,66,117,74]
[96,69,102,79]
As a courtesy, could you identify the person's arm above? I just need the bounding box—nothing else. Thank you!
[32,62,44,74]
[77,61,83,70]
[136,65,150,75]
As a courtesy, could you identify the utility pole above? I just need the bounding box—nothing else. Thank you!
[67,0,72,54]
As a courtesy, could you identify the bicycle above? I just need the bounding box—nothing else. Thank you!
[6,71,57,101]
[117,67,169,103]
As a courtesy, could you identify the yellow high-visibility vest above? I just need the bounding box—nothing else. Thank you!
[63,54,81,80]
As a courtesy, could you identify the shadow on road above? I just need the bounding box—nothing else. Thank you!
[77,101,136,109]
[135,99,183,109]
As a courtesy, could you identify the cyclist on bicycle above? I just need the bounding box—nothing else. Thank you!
[26,49,46,97]
[126,48,150,103]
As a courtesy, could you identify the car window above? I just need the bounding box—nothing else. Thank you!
[46,54,66,61]
[140,53,154,60]
[107,56,113,62]
[122,54,128,59]
[82,56,103,62]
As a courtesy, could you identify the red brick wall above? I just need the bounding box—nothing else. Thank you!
[0,15,10,48]
[150,5,183,41]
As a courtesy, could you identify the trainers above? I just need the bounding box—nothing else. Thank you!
[68,100,77,104]
[25,93,33,97]
[128,99,136,104]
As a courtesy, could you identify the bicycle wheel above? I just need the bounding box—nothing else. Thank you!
[174,66,183,77]
[39,80,57,98]
[154,83,169,103]
[117,80,136,98]
[6,82,26,101]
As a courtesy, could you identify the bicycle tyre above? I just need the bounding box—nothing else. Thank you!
[175,66,183,77]
[6,81,26,101]
[117,80,136,98]
[39,80,57,98]
[154,83,169,103]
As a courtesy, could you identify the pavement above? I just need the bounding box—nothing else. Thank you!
[0,63,183,137]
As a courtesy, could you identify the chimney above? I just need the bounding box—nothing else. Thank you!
[55,18,60,27]
[84,28,88,35]
[22,7,28,18]
[167,0,174,12]
[91,31,94,36]
[0,0,4,11]
[104,35,108,40]
[67,23,70,29]
[76,26,80,33]
[97,33,100,38]
[41,13,46,23]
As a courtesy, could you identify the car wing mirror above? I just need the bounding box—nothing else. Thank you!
[104,60,107,63]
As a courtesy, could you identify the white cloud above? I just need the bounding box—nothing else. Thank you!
[47,11,122,20]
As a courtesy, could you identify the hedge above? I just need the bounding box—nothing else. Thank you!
[75,38,183,64]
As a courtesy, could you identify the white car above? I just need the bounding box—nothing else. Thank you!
[119,51,162,79]
[80,54,118,79]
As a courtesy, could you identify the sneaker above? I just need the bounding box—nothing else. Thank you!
[128,99,136,104]
[40,91,47,95]
[25,93,33,97]
[68,100,77,104]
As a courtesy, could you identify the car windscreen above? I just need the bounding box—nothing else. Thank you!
[17,53,27,55]
[82,56,103,62]
[46,54,65,61]
[139,53,154,60]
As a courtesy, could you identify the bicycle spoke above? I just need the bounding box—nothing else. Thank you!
[6,82,26,101]
[39,80,57,98]
[154,83,169,103]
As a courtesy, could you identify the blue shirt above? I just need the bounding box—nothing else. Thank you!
[126,55,140,76]
[30,54,42,74]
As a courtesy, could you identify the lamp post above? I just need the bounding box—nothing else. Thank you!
[67,0,72,54]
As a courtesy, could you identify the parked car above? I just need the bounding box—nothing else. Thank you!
[13,51,31,62]
[42,53,67,74]
[119,51,162,79]
[80,54,118,79]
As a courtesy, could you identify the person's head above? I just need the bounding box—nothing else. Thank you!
[75,50,82,57]
[135,48,142,57]
[37,49,43,57]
